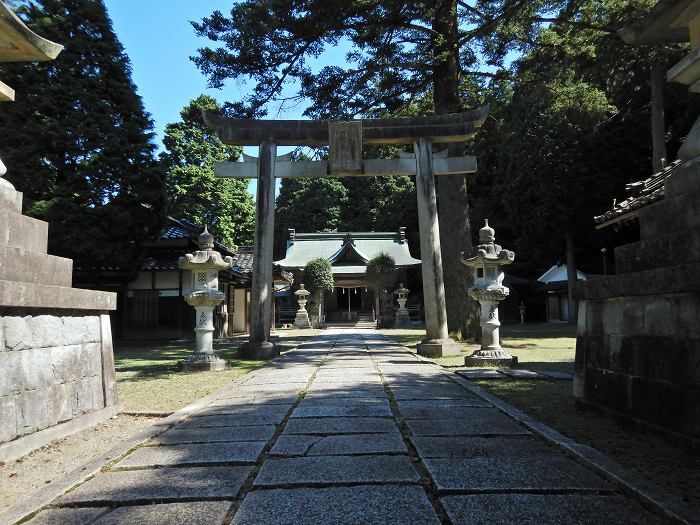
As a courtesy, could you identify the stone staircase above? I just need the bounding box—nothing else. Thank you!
[325,311,377,329]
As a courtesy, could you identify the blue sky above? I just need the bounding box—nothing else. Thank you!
[103,0,347,197]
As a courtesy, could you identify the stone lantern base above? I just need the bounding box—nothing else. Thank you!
[417,338,462,358]
[464,350,517,368]
[294,311,311,328]
[179,353,227,372]
[240,340,279,360]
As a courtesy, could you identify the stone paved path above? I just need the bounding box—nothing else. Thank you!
[25,329,665,525]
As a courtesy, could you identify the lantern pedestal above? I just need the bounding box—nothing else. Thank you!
[178,227,233,372]
[461,220,516,367]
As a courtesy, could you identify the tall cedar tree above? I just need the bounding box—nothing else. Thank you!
[0,0,164,276]
[160,95,255,249]
[191,0,597,337]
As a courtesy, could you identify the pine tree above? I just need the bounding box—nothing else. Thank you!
[0,0,164,275]
[160,95,254,249]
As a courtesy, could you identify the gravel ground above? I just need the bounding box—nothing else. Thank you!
[0,414,160,512]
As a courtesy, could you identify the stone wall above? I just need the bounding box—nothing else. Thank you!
[0,312,115,444]
[575,293,700,443]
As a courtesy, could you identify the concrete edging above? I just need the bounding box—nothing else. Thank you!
[0,360,275,525]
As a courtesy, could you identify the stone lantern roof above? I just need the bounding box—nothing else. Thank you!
[394,283,409,296]
[461,220,515,266]
[294,283,310,297]
[178,226,233,270]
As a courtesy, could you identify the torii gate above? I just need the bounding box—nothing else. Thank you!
[204,108,489,359]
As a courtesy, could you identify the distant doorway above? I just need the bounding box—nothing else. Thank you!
[336,287,362,311]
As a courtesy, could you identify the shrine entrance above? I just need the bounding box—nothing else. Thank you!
[205,108,488,358]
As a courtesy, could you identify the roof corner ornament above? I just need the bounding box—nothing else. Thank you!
[342,232,355,246]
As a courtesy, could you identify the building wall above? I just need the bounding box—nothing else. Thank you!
[0,312,117,446]
[233,288,248,333]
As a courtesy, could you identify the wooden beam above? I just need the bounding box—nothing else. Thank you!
[215,156,477,179]
[203,106,489,146]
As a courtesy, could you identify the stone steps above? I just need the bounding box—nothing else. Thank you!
[0,185,22,213]
[0,245,73,287]
[0,208,49,254]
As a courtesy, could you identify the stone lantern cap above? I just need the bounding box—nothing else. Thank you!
[294,283,310,297]
[178,226,233,270]
[461,220,515,268]
[394,283,410,296]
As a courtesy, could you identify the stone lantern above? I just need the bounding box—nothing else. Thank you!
[294,283,311,329]
[178,227,233,371]
[394,283,410,327]
[461,220,516,367]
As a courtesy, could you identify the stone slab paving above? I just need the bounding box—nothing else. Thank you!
[57,466,251,504]
[231,486,441,525]
[151,425,276,445]
[26,329,667,525]
[440,494,663,524]
[271,433,407,457]
[113,441,267,468]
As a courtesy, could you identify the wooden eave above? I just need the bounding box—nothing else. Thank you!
[595,210,640,230]
[618,0,700,44]
[0,2,63,62]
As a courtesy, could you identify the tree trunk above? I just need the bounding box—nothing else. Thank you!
[566,231,578,325]
[432,0,480,340]
[651,63,667,174]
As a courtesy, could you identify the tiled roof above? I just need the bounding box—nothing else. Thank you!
[594,160,682,228]
[276,231,421,270]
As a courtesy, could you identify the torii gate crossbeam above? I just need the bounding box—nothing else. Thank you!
[204,108,489,359]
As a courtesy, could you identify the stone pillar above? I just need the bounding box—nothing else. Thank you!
[414,137,461,357]
[241,140,278,359]
[394,283,411,327]
[294,283,311,328]
[461,220,517,367]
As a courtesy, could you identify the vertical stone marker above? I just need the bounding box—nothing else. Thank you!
[178,227,232,371]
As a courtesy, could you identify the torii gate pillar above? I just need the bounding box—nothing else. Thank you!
[414,137,460,356]
[240,141,278,359]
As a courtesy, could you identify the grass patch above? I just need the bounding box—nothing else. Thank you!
[115,330,320,412]
[379,323,576,371]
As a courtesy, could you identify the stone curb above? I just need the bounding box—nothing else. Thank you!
[0,356,282,525]
[402,346,694,525]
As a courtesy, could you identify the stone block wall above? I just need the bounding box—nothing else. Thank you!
[575,159,700,449]
[0,313,115,444]
[575,294,700,442]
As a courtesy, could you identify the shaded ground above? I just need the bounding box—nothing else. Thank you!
[382,324,700,516]
[0,415,157,513]
[18,329,669,524]
[116,329,322,412]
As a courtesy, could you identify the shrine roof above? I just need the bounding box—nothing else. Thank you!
[276,231,421,271]
[594,160,682,229]
[618,0,700,44]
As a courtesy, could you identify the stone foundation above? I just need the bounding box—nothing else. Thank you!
[575,159,700,450]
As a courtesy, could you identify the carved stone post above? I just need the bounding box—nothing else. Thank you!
[394,283,410,327]
[240,140,278,359]
[178,227,232,371]
[461,220,517,367]
[294,284,311,329]
[414,137,461,357]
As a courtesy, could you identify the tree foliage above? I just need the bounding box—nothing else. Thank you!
[303,257,334,295]
[160,95,255,249]
[0,0,164,275]
[365,253,397,293]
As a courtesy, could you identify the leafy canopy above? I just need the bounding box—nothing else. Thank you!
[303,258,334,295]
[0,0,164,274]
[365,253,397,292]
[160,95,255,249]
